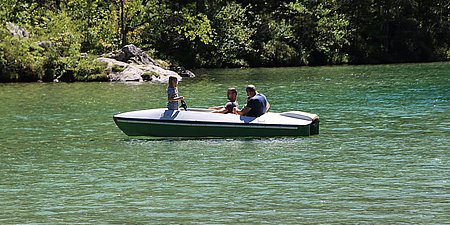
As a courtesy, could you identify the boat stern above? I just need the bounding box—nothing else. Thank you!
[280,111,320,135]
[310,117,320,135]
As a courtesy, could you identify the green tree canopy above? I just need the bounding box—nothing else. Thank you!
[0,0,448,78]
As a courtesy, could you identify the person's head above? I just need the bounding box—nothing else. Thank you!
[245,85,257,98]
[227,87,237,101]
[168,76,178,88]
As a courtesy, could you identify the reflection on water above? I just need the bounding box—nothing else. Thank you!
[0,62,449,223]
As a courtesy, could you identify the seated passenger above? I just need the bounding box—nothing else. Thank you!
[233,85,270,117]
[209,88,239,114]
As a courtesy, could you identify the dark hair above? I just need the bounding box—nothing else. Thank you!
[168,76,178,88]
[227,87,237,95]
[169,76,178,83]
[245,85,256,93]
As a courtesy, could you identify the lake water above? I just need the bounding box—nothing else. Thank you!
[0,62,449,224]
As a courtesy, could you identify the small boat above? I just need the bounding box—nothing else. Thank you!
[113,108,319,137]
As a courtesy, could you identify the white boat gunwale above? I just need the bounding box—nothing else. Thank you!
[113,117,301,130]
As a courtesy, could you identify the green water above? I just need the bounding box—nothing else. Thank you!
[1,62,449,224]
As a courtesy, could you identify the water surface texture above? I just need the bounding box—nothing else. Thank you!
[1,62,449,223]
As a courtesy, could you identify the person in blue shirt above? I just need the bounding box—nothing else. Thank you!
[233,85,270,117]
[167,76,184,110]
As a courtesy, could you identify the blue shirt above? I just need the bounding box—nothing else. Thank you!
[246,94,267,117]
[167,87,179,110]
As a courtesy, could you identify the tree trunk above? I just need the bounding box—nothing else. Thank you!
[120,0,127,47]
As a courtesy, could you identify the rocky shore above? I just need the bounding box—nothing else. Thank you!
[97,44,195,83]
[5,22,195,83]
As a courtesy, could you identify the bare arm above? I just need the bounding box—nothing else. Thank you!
[212,107,228,114]
[265,101,270,112]
[168,95,184,102]
[208,106,224,110]
[233,106,251,116]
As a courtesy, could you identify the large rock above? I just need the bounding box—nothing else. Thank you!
[99,44,191,82]
[97,57,181,83]
[170,66,196,78]
[114,44,160,66]
[6,22,29,38]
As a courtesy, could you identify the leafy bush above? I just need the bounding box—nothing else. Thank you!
[74,58,109,81]
[0,10,85,82]
[33,11,82,57]
[141,71,160,81]
[112,64,126,72]
[0,27,42,82]
[154,59,170,68]
[204,2,255,67]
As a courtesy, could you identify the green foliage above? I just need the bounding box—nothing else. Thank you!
[175,10,214,44]
[202,2,255,67]
[0,0,448,81]
[33,11,81,57]
[341,0,450,63]
[261,39,301,66]
[253,18,306,66]
[281,0,350,65]
[112,64,126,73]
[74,58,109,82]
[0,27,41,82]
[0,0,14,24]
[313,2,350,64]
[142,71,160,81]
[65,0,119,53]
[154,59,170,68]
[0,8,108,83]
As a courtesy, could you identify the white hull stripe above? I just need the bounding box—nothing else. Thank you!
[116,119,299,130]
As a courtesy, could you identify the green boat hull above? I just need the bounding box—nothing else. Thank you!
[113,118,319,137]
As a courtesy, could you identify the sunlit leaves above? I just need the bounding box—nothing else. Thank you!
[207,2,255,67]
[175,10,214,44]
[0,0,448,68]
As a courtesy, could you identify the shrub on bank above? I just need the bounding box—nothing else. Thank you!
[0,27,42,82]
[0,22,111,83]
[74,57,109,82]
